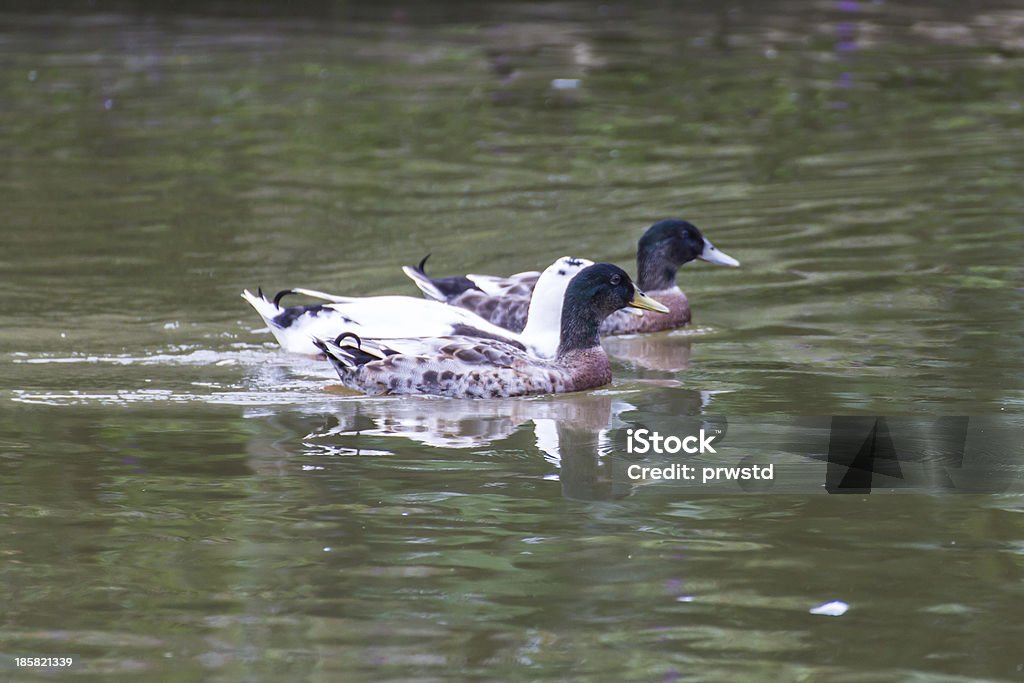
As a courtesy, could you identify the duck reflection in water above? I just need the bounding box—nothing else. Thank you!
[305,391,619,451]
[288,385,710,501]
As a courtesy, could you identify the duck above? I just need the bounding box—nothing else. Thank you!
[312,263,670,398]
[403,218,739,335]
[241,256,593,358]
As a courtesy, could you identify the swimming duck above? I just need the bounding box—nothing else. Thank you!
[241,256,593,358]
[313,263,669,398]
[403,219,739,335]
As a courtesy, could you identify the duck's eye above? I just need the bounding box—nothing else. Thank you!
[610,274,621,285]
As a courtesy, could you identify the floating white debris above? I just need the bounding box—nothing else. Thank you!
[551,78,581,90]
[809,600,849,616]
[164,321,180,330]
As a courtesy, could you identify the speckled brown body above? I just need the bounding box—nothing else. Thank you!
[600,287,690,334]
[320,336,613,399]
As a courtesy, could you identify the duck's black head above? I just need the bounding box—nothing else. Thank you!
[636,219,739,291]
[558,263,668,355]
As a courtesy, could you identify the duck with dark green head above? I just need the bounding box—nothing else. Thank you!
[402,218,739,335]
[314,263,669,398]
[603,218,739,334]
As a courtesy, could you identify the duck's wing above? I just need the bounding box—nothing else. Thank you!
[400,256,535,333]
[401,254,539,302]
[243,289,525,356]
[314,334,562,398]
[465,271,540,298]
[323,297,525,348]
[288,287,359,304]
[328,335,522,368]
[444,290,533,333]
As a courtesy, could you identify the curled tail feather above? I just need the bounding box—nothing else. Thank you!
[314,333,392,371]
[401,253,485,302]
[402,253,448,302]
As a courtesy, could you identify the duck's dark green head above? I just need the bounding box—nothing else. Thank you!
[637,219,740,291]
[558,263,668,355]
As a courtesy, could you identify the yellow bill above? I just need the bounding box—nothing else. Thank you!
[626,289,670,315]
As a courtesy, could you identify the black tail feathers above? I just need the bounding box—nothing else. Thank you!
[273,289,296,307]
[334,331,362,348]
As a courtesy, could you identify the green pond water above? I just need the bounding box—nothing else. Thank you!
[2,1,1024,680]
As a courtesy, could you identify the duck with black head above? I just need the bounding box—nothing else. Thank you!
[313,263,669,398]
[402,218,739,335]
[601,218,739,334]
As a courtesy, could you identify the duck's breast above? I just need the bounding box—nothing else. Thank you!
[599,287,690,336]
[551,348,613,392]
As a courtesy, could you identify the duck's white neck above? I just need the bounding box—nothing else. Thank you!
[519,290,563,359]
[517,258,593,360]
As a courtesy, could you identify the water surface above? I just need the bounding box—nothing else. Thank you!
[2,1,1023,680]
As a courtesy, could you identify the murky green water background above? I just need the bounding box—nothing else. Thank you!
[2,1,1024,680]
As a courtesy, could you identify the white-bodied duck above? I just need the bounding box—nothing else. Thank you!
[242,256,593,358]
